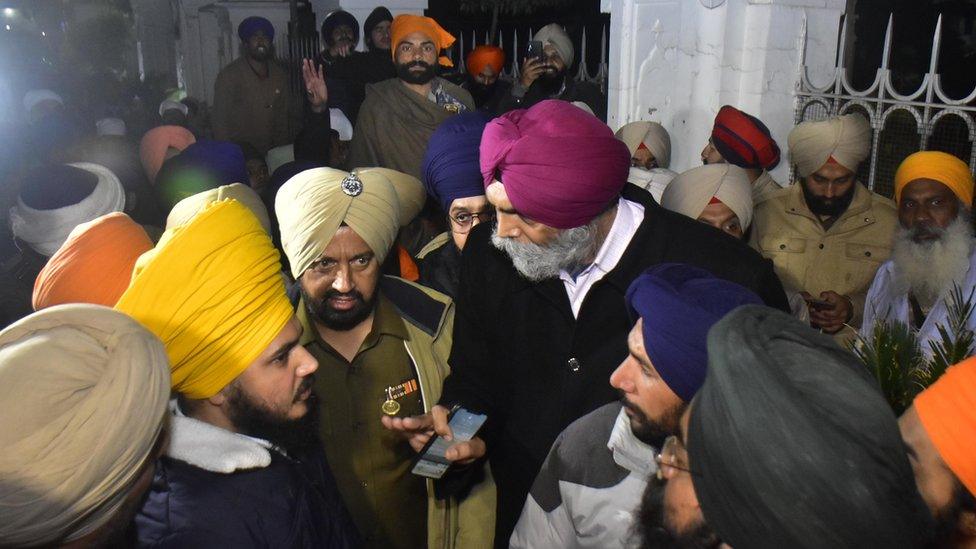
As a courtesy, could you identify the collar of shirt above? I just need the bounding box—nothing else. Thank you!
[607,406,656,477]
[559,197,645,317]
[298,290,409,353]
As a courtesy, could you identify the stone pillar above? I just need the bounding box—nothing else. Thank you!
[604,0,845,182]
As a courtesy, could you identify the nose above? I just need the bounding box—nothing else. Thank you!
[295,345,319,375]
[471,215,483,228]
[609,359,634,392]
[495,214,521,239]
[823,183,837,199]
[332,264,353,293]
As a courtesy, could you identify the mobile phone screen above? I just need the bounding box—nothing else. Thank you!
[411,408,487,479]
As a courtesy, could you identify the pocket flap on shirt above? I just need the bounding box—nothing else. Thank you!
[845,242,889,262]
[760,236,807,254]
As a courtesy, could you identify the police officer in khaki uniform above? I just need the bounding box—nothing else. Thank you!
[750,113,896,341]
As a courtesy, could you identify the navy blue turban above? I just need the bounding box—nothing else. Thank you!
[625,263,762,402]
[422,111,492,212]
[238,16,275,42]
[155,140,248,212]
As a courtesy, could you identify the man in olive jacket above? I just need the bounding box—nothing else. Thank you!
[276,167,494,549]
[385,100,788,545]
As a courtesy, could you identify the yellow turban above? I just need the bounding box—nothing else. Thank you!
[275,168,401,278]
[661,164,754,230]
[354,167,426,227]
[615,121,672,169]
[0,304,169,546]
[116,199,292,399]
[166,182,272,233]
[893,151,974,207]
[788,113,871,177]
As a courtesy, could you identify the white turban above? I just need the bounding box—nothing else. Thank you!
[10,163,126,256]
[158,99,188,118]
[276,168,401,278]
[95,117,127,137]
[788,113,872,178]
[23,89,63,114]
[661,164,754,230]
[534,23,574,68]
[615,121,672,169]
[331,108,354,141]
[0,304,170,546]
[265,144,295,175]
[628,166,677,203]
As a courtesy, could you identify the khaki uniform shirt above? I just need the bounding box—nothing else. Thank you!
[212,56,294,154]
[299,294,428,549]
[752,170,782,204]
[750,183,897,341]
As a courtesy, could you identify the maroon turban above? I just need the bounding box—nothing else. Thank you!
[480,100,630,229]
[711,105,780,170]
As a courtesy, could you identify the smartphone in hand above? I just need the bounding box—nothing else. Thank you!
[525,40,544,63]
[411,407,487,479]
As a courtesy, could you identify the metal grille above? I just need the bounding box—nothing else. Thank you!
[794,14,976,198]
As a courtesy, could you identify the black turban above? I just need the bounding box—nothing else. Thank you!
[364,7,393,49]
[688,305,932,549]
[321,10,359,47]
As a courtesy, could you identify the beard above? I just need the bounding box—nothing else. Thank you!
[248,44,272,62]
[225,377,320,456]
[397,60,437,84]
[468,80,498,104]
[801,180,857,217]
[490,219,600,282]
[301,283,376,331]
[927,483,976,548]
[535,66,566,96]
[621,393,686,446]
[636,477,723,549]
[891,213,975,308]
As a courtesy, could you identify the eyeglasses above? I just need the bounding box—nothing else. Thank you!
[655,435,698,481]
[449,210,495,234]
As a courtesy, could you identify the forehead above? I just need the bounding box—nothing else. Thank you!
[485,181,511,207]
[399,31,434,46]
[322,225,374,256]
[811,161,855,180]
[479,64,497,76]
[902,178,955,199]
[451,195,488,211]
[373,21,391,30]
[698,201,738,222]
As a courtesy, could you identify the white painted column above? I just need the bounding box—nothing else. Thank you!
[605,0,844,182]
[335,0,428,49]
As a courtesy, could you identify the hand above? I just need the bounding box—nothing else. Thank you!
[381,404,487,465]
[329,42,353,59]
[805,290,853,334]
[302,59,328,113]
[519,57,546,89]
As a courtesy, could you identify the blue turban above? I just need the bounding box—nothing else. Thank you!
[238,16,274,42]
[422,112,491,212]
[155,141,248,212]
[625,263,762,402]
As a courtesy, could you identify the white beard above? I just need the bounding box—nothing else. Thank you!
[891,214,975,308]
[490,221,600,282]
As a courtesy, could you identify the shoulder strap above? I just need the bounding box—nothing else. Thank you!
[380,276,448,337]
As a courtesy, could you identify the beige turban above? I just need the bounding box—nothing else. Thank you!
[355,167,425,227]
[0,304,169,546]
[534,24,574,67]
[661,164,754,230]
[276,168,401,278]
[615,121,672,169]
[166,183,271,233]
[788,113,871,178]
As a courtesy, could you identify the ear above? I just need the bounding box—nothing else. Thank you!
[208,387,229,407]
[959,508,976,538]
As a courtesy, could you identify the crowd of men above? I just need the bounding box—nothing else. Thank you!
[2,6,976,549]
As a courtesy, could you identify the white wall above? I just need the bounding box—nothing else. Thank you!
[604,0,845,183]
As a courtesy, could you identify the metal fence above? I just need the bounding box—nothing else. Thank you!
[794,13,976,198]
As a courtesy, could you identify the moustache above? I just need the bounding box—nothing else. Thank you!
[912,224,945,241]
[404,60,432,70]
[324,289,364,301]
[294,375,315,403]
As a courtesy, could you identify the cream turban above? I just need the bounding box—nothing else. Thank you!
[166,183,271,234]
[355,167,425,227]
[661,164,754,230]
[276,168,401,278]
[534,24,574,68]
[615,121,672,169]
[0,304,169,546]
[788,113,872,178]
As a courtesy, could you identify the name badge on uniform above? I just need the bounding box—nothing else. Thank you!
[381,378,419,416]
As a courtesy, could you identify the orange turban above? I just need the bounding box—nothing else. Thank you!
[32,213,152,311]
[390,14,455,67]
[893,150,974,207]
[915,356,976,496]
[140,125,196,184]
[466,45,505,78]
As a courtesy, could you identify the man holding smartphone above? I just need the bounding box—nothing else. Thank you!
[497,24,607,120]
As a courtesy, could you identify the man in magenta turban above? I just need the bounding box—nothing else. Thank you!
[383,99,789,545]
